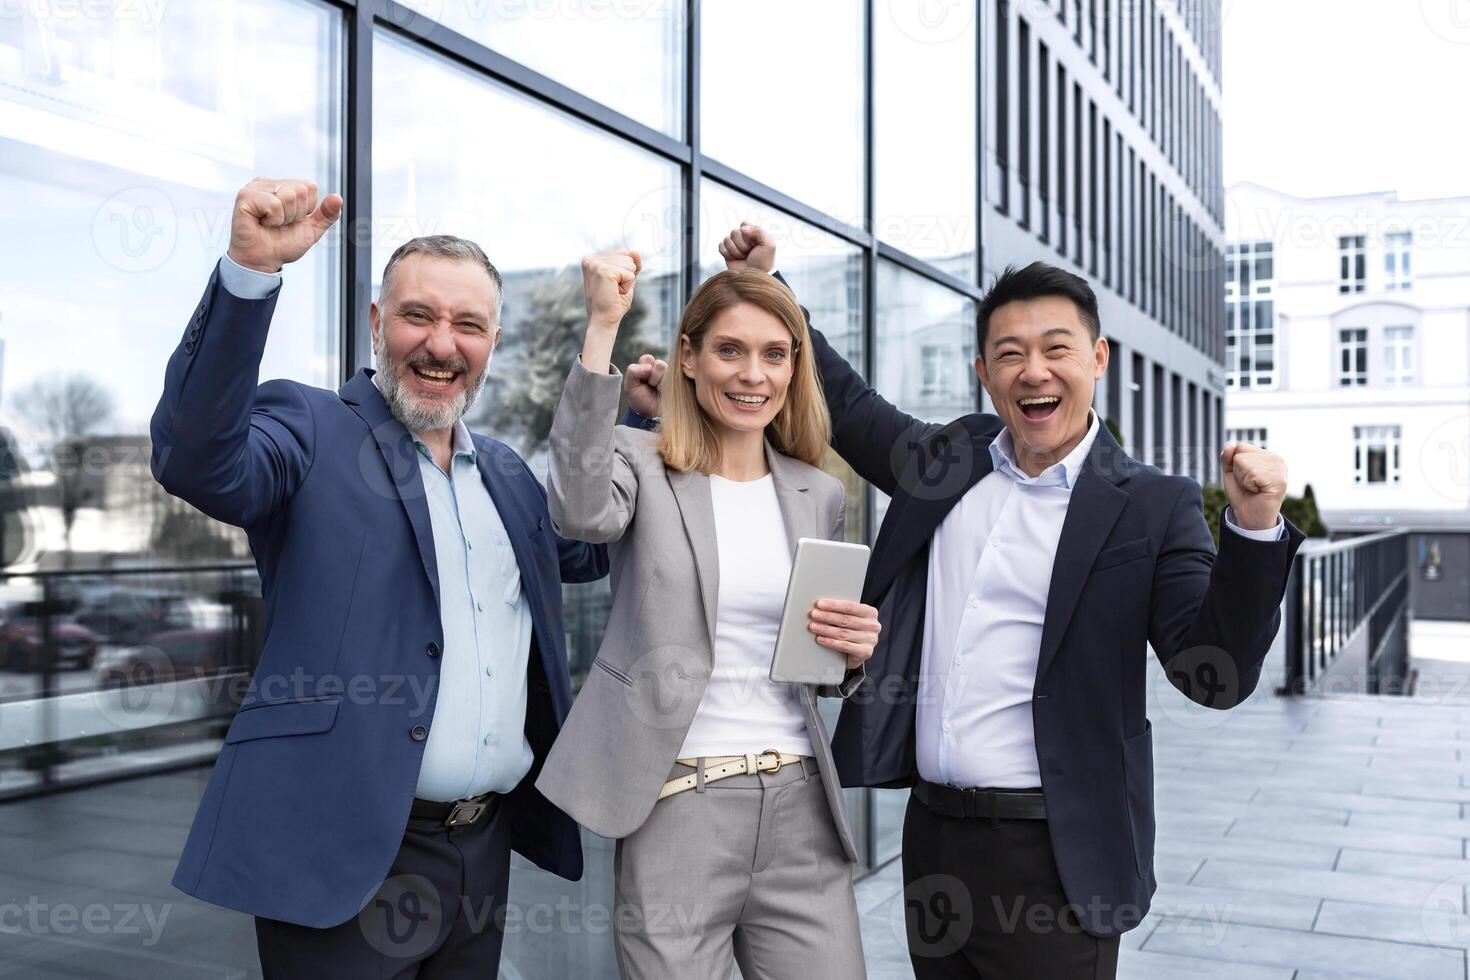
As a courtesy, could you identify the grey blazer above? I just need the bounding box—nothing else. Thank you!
[536,359,860,861]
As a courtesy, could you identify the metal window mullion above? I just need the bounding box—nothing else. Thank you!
[345,0,374,379]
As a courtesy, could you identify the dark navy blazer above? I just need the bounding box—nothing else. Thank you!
[805,324,1306,939]
[152,265,607,928]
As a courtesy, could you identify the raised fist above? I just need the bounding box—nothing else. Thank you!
[226,178,341,274]
[624,353,666,418]
[581,250,642,331]
[718,223,776,274]
[1221,443,1288,532]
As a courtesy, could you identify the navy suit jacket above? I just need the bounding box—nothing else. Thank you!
[806,323,1306,938]
[153,265,607,928]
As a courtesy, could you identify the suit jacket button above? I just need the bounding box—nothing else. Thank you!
[426,642,440,658]
[183,341,195,355]
[411,725,428,741]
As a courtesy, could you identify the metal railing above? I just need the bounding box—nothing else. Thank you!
[1280,530,1410,696]
[0,562,261,799]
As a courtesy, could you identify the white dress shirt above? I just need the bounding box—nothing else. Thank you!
[916,410,1283,789]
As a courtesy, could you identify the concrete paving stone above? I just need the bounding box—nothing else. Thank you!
[1158,798,1349,826]
[1314,899,1470,953]
[1148,881,1321,930]
[1252,787,1462,818]
[1191,858,1459,911]
[1156,811,1236,837]
[1350,811,1470,840]
[1154,853,1203,884]
[1334,848,1470,883]
[1360,780,1470,804]
[1228,819,1464,857]
[1155,834,1341,870]
[1142,916,1465,979]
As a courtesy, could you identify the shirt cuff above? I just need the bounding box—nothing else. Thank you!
[1223,507,1285,542]
[218,253,282,300]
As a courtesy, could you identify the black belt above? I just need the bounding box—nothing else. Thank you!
[410,792,499,828]
[913,777,1047,823]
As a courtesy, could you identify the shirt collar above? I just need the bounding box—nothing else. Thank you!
[989,410,1100,489]
[411,419,477,462]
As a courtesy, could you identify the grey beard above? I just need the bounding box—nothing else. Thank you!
[372,333,489,435]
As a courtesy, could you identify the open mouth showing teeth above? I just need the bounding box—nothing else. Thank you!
[412,366,459,389]
[1018,395,1061,421]
[725,393,769,408]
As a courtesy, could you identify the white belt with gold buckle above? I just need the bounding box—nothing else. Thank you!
[657,749,804,800]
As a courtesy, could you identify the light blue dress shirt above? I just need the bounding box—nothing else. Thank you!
[216,254,535,802]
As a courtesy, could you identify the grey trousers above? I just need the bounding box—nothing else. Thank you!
[612,758,867,980]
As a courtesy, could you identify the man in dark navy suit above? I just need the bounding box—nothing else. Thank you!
[630,226,1306,978]
[152,178,607,978]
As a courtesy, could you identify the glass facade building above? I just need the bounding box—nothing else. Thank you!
[0,1,1223,975]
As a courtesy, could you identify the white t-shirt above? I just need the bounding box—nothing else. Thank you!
[676,474,815,759]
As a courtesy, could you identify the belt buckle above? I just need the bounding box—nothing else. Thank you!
[445,797,487,828]
[759,749,783,774]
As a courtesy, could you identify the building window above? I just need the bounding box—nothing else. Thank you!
[1337,328,1369,387]
[1385,231,1412,291]
[1039,43,1051,242]
[993,0,1010,214]
[1354,426,1401,485]
[1384,325,1415,386]
[1338,234,1366,293]
[1131,352,1146,460]
[1225,241,1275,389]
[1057,63,1068,256]
[920,345,951,397]
[1018,18,1031,229]
[1227,428,1269,450]
[1073,81,1083,266]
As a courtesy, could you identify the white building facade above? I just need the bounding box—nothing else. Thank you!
[1224,181,1470,530]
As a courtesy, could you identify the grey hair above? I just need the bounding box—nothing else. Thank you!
[380,235,504,319]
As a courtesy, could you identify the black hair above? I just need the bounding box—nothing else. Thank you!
[976,261,1101,355]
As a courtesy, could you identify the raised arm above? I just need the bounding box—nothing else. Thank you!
[546,251,646,544]
[717,222,936,496]
[150,179,341,528]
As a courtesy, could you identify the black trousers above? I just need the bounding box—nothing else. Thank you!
[902,792,1120,980]
[255,799,512,980]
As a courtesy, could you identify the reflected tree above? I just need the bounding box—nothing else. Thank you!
[471,265,655,461]
[14,374,116,567]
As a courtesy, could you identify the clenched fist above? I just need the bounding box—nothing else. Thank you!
[718,223,776,273]
[579,250,641,375]
[227,178,341,274]
[624,353,667,418]
[1221,443,1287,532]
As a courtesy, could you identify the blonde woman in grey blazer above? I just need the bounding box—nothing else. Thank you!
[536,241,881,980]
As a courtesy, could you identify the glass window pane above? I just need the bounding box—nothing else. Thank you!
[874,0,978,278]
[0,0,341,790]
[395,0,685,135]
[374,33,682,472]
[702,0,865,226]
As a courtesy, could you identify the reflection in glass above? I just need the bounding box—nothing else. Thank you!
[699,180,867,546]
[394,0,685,136]
[874,0,977,278]
[0,0,342,789]
[374,34,681,476]
[702,0,865,227]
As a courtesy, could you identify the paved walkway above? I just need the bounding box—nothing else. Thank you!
[6,643,1470,978]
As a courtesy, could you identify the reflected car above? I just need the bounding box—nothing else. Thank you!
[0,612,101,672]
[74,589,224,645]
[94,628,242,690]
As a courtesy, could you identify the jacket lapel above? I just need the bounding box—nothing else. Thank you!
[1034,423,1132,684]
[666,467,721,652]
[865,415,999,602]
[765,442,818,558]
[340,369,441,609]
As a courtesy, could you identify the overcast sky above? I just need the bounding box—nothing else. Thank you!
[1222,0,1470,201]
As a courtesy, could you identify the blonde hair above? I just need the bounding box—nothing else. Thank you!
[658,270,831,473]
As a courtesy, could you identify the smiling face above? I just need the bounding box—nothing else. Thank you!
[975,295,1108,474]
[679,301,795,440]
[369,253,501,433]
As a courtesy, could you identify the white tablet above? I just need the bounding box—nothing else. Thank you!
[769,537,872,686]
